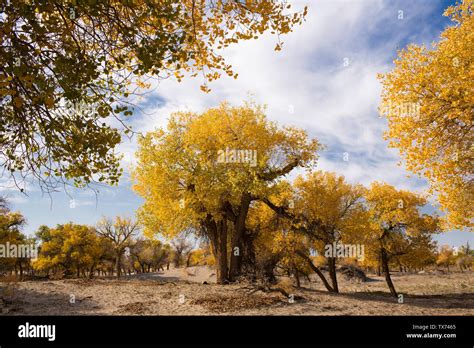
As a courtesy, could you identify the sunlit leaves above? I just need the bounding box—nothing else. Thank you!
[378,0,473,230]
[0,0,307,191]
[132,102,319,239]
[0,204,27,271]
[32,223,105,275]
[363,182,441,267]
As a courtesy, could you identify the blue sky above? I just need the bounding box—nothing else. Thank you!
[2,0,472,247]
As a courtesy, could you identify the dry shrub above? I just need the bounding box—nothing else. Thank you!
[275,277,294,294]
[192,293,283,313]
[63,279,97,287]
[339,264,367,282]
[115,301,158,315]
[0,274,19,299]
[0,274,20,283]
[0,283,17,299]
[0,276,19,312]
[49,269,65,280]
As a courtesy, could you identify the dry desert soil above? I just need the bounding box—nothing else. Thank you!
[1,266,473,315]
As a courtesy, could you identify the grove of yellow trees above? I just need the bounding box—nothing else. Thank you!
[1,0,471,303]
[132,102,319,283]
[132,102,449,296]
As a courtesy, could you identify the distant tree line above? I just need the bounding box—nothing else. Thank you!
[0,198,214,279]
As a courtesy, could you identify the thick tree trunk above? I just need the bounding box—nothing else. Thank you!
[215,219,229,284]
[381,248,397,297]
[327,257,339,293]
[239,229,258,281]
[207,217,229,284]
[229,193,251,281]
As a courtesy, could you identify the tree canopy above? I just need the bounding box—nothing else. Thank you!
[132,101,319,282]
[378,0,473,230]
[0,0,307,191]
[364,182,441,296]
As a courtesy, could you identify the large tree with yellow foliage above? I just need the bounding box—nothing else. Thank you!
[264,171,367,292]
[0,0,307,191]
[132,102,319,283]
[378,0,473,230]
[364,182,441,297]
[247,182,310,285]
[33,223,106,278]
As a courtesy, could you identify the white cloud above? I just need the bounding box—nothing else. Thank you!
[6,0,470,245]
[121,0,432,194]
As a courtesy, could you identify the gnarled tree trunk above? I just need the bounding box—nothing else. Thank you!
[327,257,339,293]
[229,193,251,281]
[206,217,229,284]
[381,247,397,297]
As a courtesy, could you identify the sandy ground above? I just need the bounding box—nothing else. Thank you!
[1,266,473,315]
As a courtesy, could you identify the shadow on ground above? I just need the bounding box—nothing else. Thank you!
[0,283,101,315]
